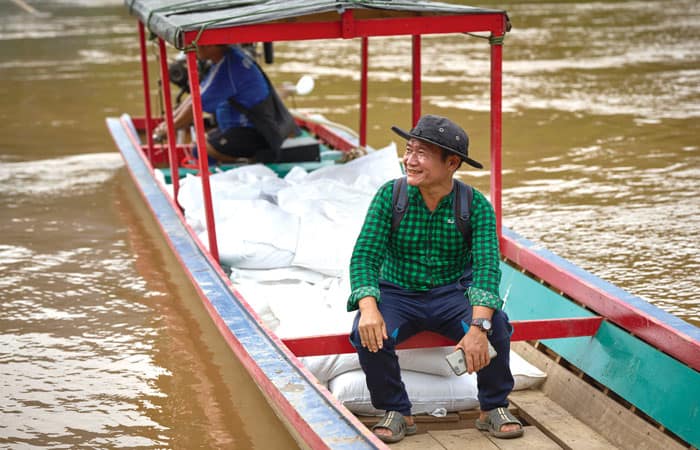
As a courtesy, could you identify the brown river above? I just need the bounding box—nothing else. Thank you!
[1,0,698,448]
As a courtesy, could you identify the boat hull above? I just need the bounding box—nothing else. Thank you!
[107,116,385,449]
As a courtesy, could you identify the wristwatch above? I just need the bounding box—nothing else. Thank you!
[471,318,493,335]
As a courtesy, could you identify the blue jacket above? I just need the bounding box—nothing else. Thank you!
[199,46,270,131]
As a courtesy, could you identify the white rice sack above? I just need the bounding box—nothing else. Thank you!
[229,280,281,332]
[283,165,310,184]
[230,266,331,285]
[511,350,547,390]
[291,213,360,277]
[178,165,283,225]
[213,163,290,203]
[178,173,263,221]
[206,199,299,269]
[303,143,402,190]
[330,369,479,416]
[300,353,360,385]
[300,346,457,385]
[214,163,278,183]
[262,280,354,339]
[276,178,373,221]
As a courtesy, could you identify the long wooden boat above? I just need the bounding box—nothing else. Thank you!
[107,1,699,448]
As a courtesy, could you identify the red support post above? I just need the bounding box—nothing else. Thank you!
[412,35,421,126]
[490,36,503,240]
[359,37,368,148]
[186,50,219,262]
[138,21,155,164]
[157,38,181,205]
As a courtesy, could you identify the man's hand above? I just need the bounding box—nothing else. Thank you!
[457,327,491,373]
[357,297,387,353]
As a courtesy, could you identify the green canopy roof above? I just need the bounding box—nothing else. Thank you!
[126,0,506,48]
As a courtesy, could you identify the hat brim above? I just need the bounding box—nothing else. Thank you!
[391,126,483,169]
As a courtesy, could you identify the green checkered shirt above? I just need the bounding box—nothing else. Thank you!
[347,180,502,312]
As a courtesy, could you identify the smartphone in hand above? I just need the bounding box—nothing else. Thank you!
[445,342,497,376]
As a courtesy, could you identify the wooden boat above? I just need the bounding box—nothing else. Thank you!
[107,1,699,448]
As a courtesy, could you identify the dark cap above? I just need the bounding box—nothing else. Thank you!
[391,115,483,169]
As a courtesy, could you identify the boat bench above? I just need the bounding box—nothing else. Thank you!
[283,317,603,357]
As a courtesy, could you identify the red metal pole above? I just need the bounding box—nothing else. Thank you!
[138,21,155,164]
[186,50,219,262]
[359,37,368,147]
[490,37,503,241]
[157,39,181,205]
[411,35,421,126]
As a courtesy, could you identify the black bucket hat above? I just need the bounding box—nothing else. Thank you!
[391,114,483,169]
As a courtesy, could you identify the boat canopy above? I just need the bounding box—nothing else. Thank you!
[126,0,507,48]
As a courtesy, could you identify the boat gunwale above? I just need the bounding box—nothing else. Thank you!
[107,115,387,449]
[500,228,700,372]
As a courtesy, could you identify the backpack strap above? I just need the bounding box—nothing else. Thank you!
[391,177,409,234]
[391,176,473,248]
[453,179,474,248]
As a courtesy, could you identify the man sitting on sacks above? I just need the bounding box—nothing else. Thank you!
[347,115,523,443]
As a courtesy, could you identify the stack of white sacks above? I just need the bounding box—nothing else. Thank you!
[176,143,546,416]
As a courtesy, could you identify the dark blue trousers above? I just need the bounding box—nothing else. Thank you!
[350,279,514,416]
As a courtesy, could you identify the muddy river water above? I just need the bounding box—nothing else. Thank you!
[1,0,698,447]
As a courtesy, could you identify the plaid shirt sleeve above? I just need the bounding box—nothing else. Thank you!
[347,181,393,311]
[467,190,503,310]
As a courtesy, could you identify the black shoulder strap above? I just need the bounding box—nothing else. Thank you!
[391,177,473,246]
[391,177,408,234]
[453,179,474,248]
[227,57,297,155]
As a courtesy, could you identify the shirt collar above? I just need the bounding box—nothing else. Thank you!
[407,183,455,210]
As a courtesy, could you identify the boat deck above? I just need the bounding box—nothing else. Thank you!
[357,341,687,450]
[360,390,614,449]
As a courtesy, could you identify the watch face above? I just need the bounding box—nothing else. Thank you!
[472,318,492,331]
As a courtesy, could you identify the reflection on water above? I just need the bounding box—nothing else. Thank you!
[0,0,698,447]
[0,153,168,447]
[0,153,297,448]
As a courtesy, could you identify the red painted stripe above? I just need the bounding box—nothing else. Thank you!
[283,317,603,357]
[293,116,356,152]
[133,116,354,159]
[511,317,603,341]
[501,235,700,372]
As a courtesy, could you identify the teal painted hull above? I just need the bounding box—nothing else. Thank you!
[502,261,700,446]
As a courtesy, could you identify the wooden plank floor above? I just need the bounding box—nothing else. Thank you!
[357,343,685,449]
[389,426,560,449]
[358,388,619,449]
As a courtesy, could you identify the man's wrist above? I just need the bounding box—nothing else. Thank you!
[470,317,493,335]
[358,296,378,311]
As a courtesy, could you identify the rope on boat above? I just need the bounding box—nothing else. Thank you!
[489,35,505,45]
[465,33,506,45]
